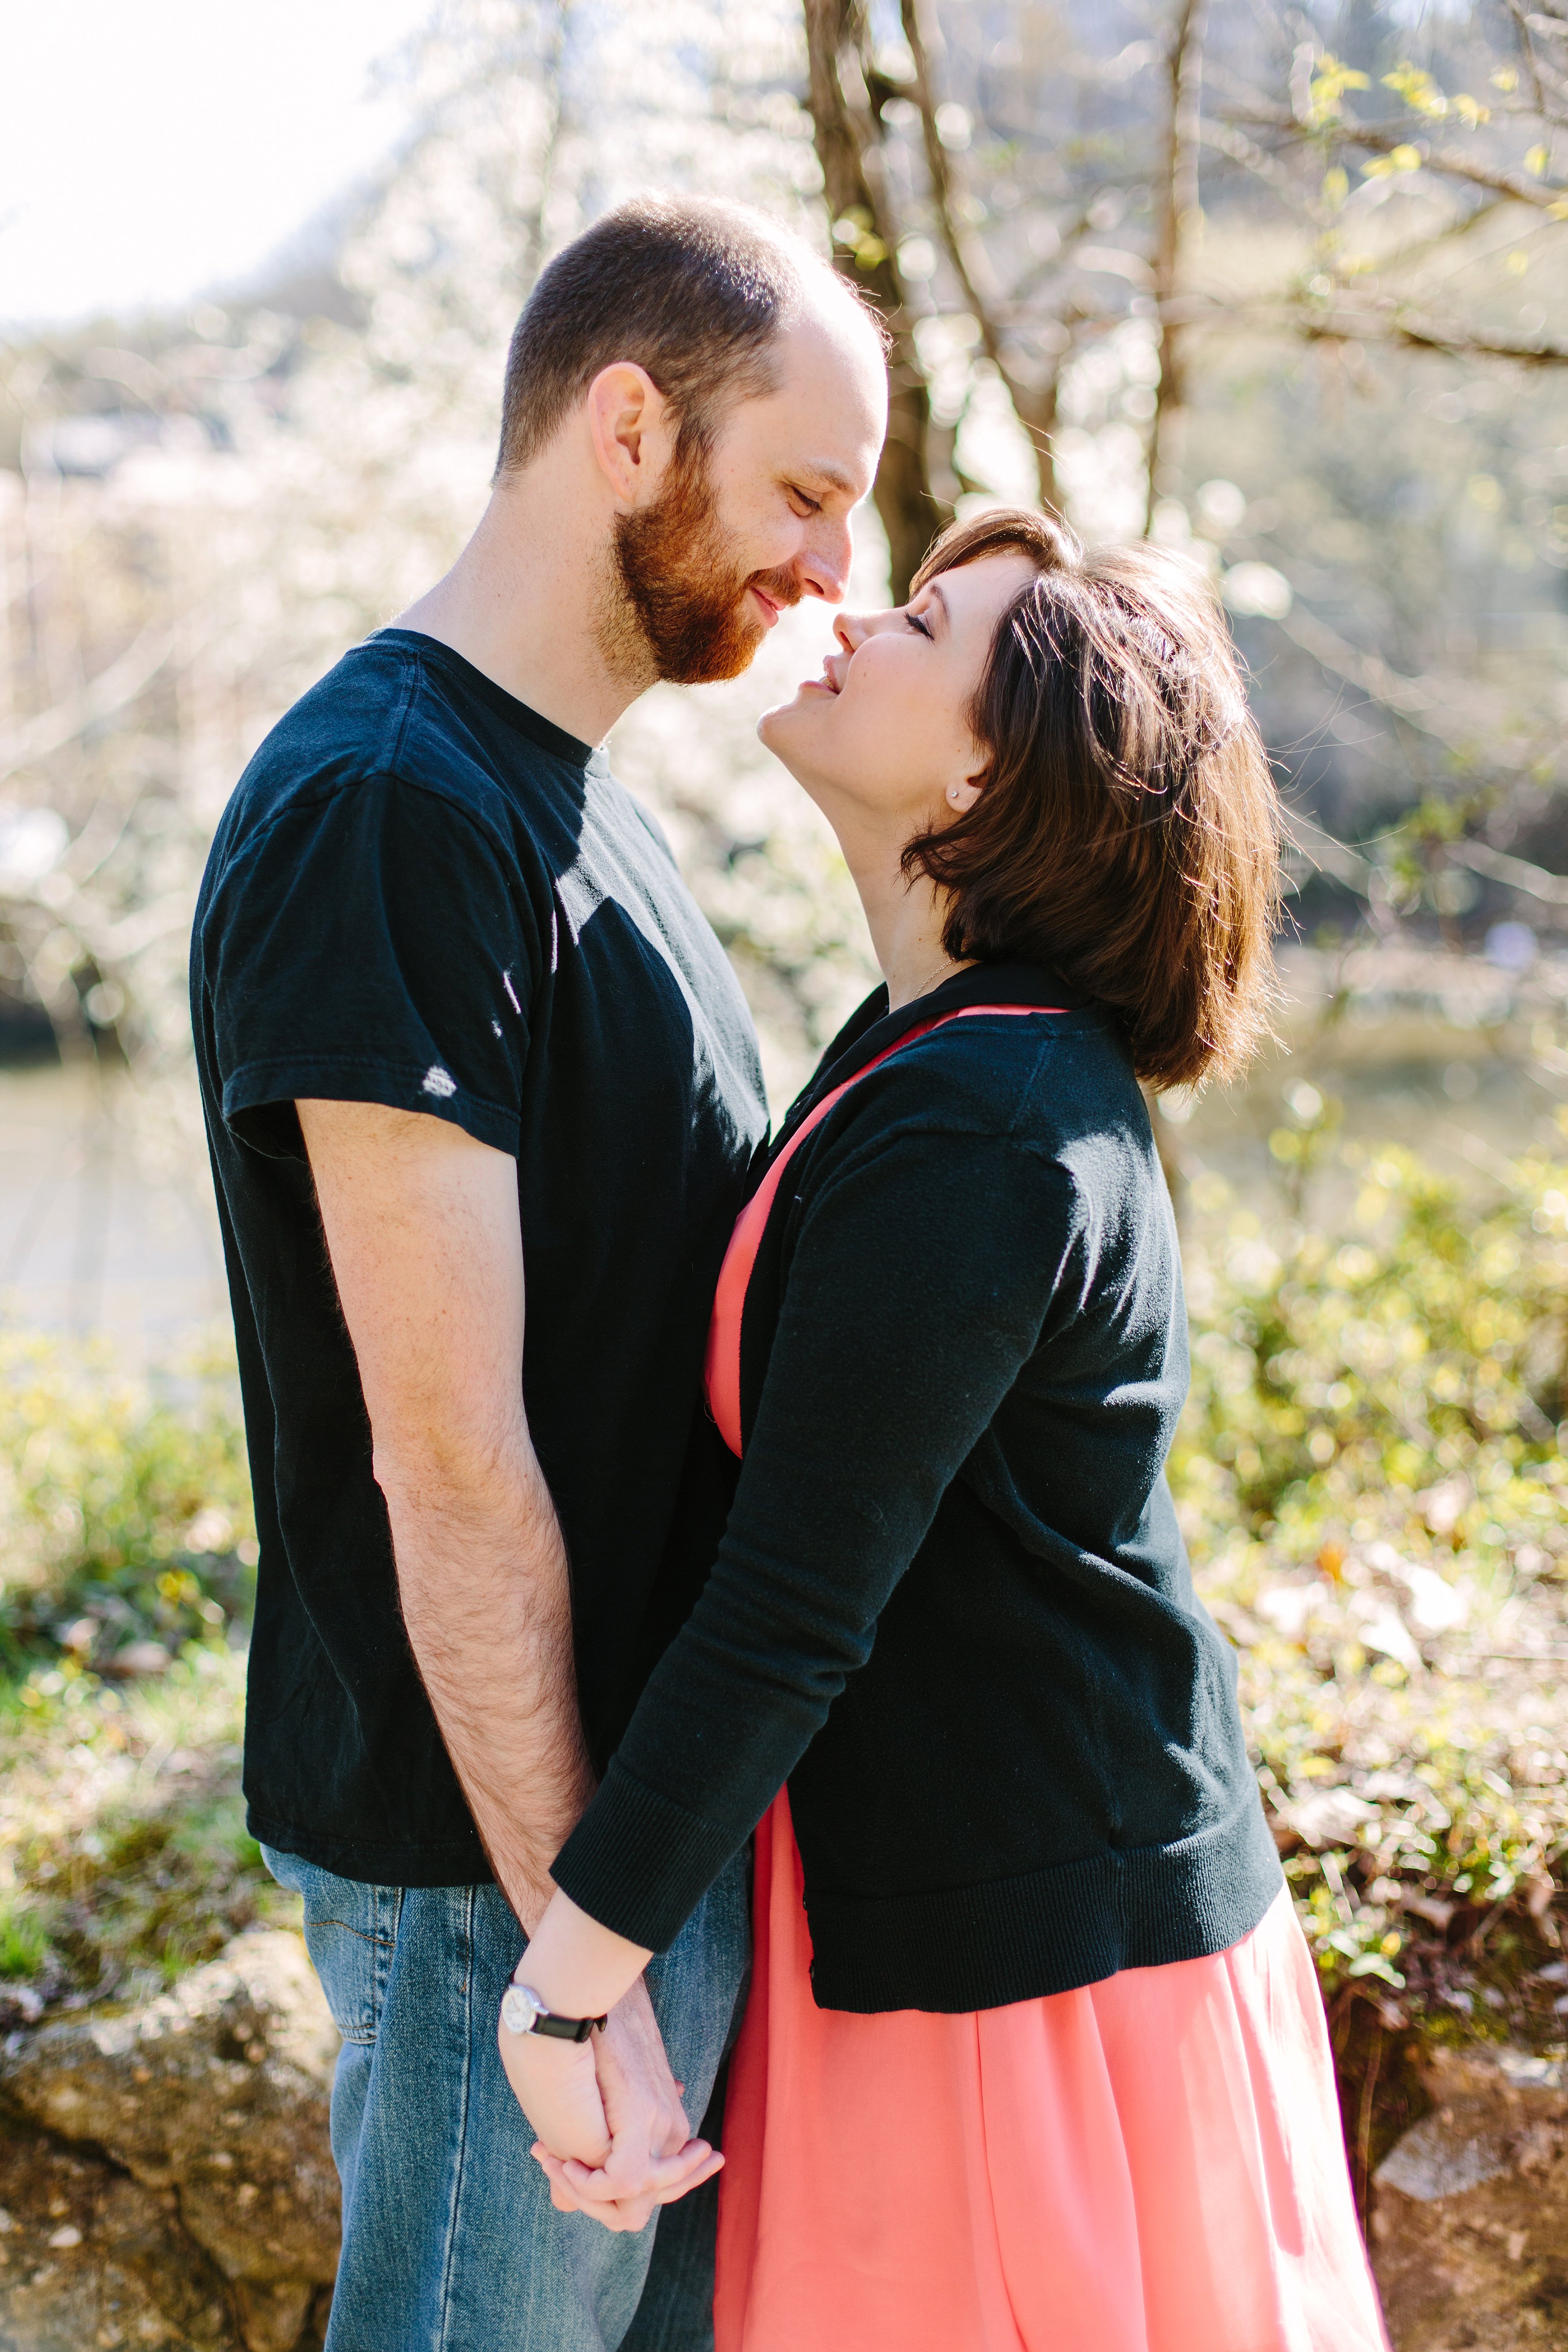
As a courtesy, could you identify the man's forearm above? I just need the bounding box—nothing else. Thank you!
[384,1445,594,1933]
[293,1099,594,1936]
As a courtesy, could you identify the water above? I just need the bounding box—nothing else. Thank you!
[2,941,1562,1344]
[0,1066,225,1341]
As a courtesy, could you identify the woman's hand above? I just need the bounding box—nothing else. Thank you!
[495,2014,612,2169]
[532,2135,724,2234]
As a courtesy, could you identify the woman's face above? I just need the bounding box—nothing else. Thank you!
[758,551,1039,838]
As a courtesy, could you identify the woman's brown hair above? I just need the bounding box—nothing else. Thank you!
[903,508,1280,1091]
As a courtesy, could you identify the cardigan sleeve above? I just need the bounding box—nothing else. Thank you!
[550,1125,1077,1951]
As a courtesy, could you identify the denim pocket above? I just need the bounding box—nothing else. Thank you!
[261,1847,401,2047]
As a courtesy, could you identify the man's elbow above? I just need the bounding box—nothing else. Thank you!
[370,1412,530,1532]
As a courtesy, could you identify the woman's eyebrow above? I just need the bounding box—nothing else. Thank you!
[927,582,951,631]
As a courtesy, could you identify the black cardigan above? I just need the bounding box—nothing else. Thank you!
[552,964,1281,2012]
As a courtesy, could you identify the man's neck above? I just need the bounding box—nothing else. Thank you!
[393,472,649,748]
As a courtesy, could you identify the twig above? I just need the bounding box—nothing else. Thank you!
[1225,102,1568,209]
[1356,2018,1383,2232]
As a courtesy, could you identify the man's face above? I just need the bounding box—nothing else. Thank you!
[612,303,887,687]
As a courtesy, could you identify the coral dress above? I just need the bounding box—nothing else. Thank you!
[703,1009,1390,2352]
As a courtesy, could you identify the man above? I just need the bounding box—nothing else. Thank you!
[190,195,887,2352]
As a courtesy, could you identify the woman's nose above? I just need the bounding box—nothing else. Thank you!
[835,605,903,653]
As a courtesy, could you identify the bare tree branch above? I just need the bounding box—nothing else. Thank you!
[1451,838,1568,904]
[1505,0,1555,120]
[1268,599,1558,776]
[1197,113,1306,204]
[898,0,1064,513]
[1161,284,1568,365]
[0,625,174,790]
[1297,309,1568,367]
[1227,103,1568,209]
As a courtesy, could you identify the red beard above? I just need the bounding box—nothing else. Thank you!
[613,448,802,685]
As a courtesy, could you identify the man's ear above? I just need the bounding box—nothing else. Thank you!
[585,363,674,508]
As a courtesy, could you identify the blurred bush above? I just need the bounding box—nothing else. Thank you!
[1177,1117,1568,2038]
[0,1335,272,2011]
[0,1331,256,1672]
[0,1644,282,2012]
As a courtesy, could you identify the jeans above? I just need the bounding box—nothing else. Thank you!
[262,1845,750,2352]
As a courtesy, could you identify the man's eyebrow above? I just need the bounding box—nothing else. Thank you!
[794,460,862,498]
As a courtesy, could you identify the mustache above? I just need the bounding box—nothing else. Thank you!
[746,566,804,610]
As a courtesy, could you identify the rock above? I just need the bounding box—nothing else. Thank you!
[0,2115,244,2349]
[0,1930,339,2352]
[1373,2042,1568,2348]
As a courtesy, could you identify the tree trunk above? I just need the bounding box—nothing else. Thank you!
[802,0,946,599]
[1149,0,1209,522]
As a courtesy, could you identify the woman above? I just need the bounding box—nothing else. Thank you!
[498,509,1388,2351]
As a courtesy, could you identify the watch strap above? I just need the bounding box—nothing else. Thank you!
[500,1980,607,2042]
[530,2010,604,2043]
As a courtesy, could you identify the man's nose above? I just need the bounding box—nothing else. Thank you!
[796,514,855,606]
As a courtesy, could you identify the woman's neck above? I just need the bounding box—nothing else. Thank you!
[830,813,971,1013]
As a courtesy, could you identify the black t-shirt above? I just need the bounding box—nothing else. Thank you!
[190,629,768,1884]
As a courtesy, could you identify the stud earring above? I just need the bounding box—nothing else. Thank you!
[948,784,961,804]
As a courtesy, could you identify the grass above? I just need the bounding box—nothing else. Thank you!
[0,1327,257,1672]
[0,1641,297,2011]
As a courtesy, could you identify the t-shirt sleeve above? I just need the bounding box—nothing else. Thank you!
[200,777,543,1159]
[550,1126,1078,1951]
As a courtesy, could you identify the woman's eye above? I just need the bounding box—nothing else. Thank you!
[905,609,933,639]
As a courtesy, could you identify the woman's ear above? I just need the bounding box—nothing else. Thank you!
[944,774,984,815]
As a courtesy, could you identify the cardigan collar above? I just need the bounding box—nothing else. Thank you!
[782,961,1089,1143]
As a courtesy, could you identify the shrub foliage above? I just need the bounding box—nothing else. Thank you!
[1176,1125,1568,2037]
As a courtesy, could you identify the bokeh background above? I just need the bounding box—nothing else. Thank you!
[4,3,1568,2338]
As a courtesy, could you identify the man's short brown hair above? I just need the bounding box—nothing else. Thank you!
[496,196,810,476]
[903,509,1281,1092]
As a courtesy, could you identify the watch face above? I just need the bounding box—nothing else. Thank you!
[500,1985,540,2037]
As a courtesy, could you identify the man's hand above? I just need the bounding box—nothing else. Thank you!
[297,1099,593,1933]
[531,1978,722,2232]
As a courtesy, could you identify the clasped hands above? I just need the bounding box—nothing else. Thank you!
[499,1971,722,2233]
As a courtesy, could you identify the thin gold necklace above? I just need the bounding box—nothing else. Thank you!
[905,953,972,1003]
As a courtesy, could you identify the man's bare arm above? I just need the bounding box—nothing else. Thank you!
[297,1098,591,1930]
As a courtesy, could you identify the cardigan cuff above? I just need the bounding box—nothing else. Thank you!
[551,1759,745,1953]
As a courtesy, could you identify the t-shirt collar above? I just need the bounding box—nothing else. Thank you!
[369,629,595,768]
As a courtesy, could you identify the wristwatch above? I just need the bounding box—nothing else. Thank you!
[500,1977,607,2043]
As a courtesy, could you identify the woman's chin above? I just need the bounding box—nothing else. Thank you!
[757,695,807,753]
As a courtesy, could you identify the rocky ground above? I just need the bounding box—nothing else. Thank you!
[0,1932,338,2352]
[1374,2043,1568,2348]
[5,1925,1568,2348]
